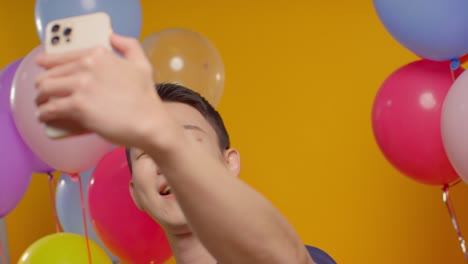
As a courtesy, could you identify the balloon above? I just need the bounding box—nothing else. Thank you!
[0,60,33,217]
[10,45,112,173]
[0,59,53,174]
[0,107,33,218]
[35,0,142,42]
[373,0,468,61]
[305,245,336,264]
[441,71,468,183]
[18,233,112,264]
[56,169,119,262]
[88,147,172,263]
[372,60,461,185]
[142,28,225,106]
[30,154,54,174]
[0,59,22,112]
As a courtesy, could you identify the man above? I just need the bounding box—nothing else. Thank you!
[34,33,315,264]
[126,82,237,263]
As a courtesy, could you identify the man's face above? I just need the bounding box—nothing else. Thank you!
[129,102,224,233]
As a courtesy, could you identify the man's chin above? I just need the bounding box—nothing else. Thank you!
[145,207,188,234]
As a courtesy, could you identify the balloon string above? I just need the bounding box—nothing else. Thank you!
[0,236,6,264]
[75,173,93,264]
[47,173,61,233]
[442,183,468,263]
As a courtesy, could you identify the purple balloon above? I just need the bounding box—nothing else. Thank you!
[0,110,33,217]
[0,59,54,174]
[0,59,34,217]
[31,155,54,173]
[0,59,22,111]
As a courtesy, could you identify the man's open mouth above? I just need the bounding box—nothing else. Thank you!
[159,185,172,196]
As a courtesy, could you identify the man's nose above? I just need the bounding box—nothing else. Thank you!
[155,165,162,176]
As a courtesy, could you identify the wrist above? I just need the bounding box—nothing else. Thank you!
[137,102,185,155]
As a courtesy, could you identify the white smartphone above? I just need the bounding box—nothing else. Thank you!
[43,12,113,139]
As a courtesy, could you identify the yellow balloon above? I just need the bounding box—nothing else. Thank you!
[142,28,225,107]
[18,233,112,264]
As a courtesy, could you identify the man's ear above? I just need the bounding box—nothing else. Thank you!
[129,180,143,211]
[224,148,241,177]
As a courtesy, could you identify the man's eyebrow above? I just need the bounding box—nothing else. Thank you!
[183,124,207,134]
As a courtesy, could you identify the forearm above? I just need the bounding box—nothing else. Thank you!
[144,128,313,264]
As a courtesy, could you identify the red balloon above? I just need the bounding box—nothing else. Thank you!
[372,60,462,185]
[88,147,172,263]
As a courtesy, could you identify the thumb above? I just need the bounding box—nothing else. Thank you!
[110,33,147,61]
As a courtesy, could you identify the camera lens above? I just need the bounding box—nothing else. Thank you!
[51,36,60,45]
[63,27,72,36]
[52,24,60,33]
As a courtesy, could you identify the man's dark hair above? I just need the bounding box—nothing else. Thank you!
[126,82,230,172]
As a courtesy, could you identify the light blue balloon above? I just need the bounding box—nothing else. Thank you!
[373,0,468,61]
[305,245,336,264]
[56,168,119,263]
[35,0,142,42]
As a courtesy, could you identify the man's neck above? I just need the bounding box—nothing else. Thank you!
[166,231,216,264]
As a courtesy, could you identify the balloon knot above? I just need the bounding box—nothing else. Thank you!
[451,59,461,71]
[67,173,80,182]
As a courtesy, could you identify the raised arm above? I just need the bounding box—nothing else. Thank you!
[140,112,314,264]
[34,33,315,264]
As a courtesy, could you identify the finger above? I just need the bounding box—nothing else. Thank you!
[43,119,86,136]
[35,75,78,106]
[35,47,94,69]
[37,96,79,123]
[110,33,147,61]
[35,59,87,86]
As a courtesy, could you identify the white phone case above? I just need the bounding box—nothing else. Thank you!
[43,12,113,139]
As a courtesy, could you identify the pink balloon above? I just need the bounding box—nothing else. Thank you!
[10,45,112,173]
[88,147,172,264]
[442,70,468,184]
[0,58,54,173]
[372,60,461,185]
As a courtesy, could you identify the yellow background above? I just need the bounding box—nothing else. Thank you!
[3,1,468,263]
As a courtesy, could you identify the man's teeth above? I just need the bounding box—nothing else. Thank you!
[162,186,171,195]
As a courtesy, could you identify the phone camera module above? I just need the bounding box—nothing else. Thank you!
[51,36,60,45]
[52,24,60,33]
[63,27,72,36]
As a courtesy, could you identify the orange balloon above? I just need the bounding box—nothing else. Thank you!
[142,28,225,106]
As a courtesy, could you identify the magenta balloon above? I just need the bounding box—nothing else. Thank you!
[372,60,461,185]
[10,45,112,173]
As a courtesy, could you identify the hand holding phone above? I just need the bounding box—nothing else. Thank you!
[43,12,113,139]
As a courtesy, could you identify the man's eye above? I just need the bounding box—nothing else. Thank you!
[136,152,146,159]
